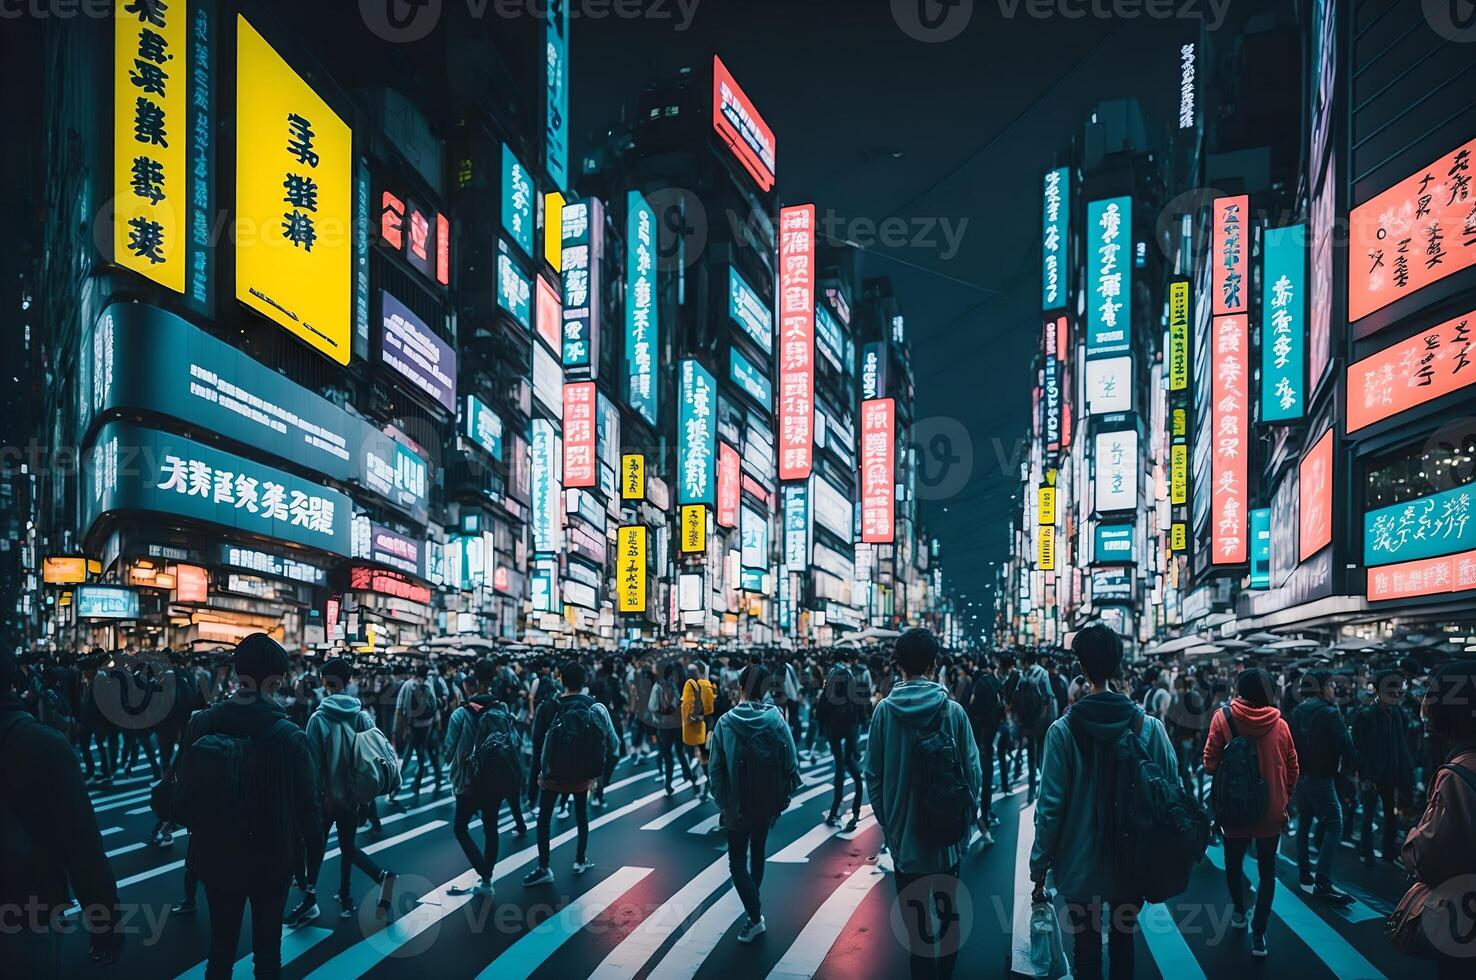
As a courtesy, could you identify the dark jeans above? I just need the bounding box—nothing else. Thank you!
[1360,779,1397,859]
[308,803,384,898]
[1063,898,1143,980]
[972,724,998,819]
[657,727,695,789]
[995,726,1012,791]
[407,727,441,795]
[726,822,771,923]
[455,791,522,879]
[1223,834,1277,934]
[827,727,863,818]
[1296,775,1342,884]
[203,877,291,980]
[1021,731,1044,796]
[536,787,588,867]
[892,864,962,980]
[0,929,61,979]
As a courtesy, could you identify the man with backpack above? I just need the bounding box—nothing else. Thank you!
[298,658,399,923]
[155,633,321,980]
[1203,667,1299,958]
[1352,670,1414,868]
[863,628,981,980]
[523,661,620,886]
[394,664,443,802]
[1013,649,1057,803]
[1030,624,1199,980]
[1290,668,1357,905]
[708,663,801,944]
[815,650,865,831]
[649,662,697,796]
[444,660,528,898]
[965,654,1003,843]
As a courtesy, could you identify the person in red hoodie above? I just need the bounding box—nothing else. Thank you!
[1203,667,1299,958]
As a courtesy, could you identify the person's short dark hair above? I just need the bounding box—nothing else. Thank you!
[739,664,769,701]
[1022,648,1039,665]
[321,657,354,691]
[474,659,497,686]
[1301,669,1333,700]
[894,627,940,677]
[233,632,291,688]
[1071,623,1124,685]
[1426,660,1476,742]
[415,663,430,679]
[1373,669,1404,702]
[560,659,587,692]
[1237,667,1276,708]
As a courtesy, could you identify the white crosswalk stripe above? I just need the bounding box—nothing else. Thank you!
[766,864,885,979]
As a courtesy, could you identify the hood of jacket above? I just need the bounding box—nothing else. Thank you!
[316,693,364,723]
[1229,698,1282,738]
[723,700,783,735]
[882,678,950,727]
[1064,690,1141,742]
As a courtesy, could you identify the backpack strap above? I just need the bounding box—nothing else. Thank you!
[1130,710,1145,739]
[1221,704,1238,741]
[1439,763,1476,797]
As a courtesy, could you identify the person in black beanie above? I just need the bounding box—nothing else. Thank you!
[161,633,322,980]
[0,647,121,977]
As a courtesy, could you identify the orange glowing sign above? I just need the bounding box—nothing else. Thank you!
[1368,548,1476,602]
[1211,315,1248,564]
[860,398,896,544]
[778,204,815,481]
[1212,195,1250,316]
[1299,430,1334,562]
[173,563,209,603]
[1346,310,1475,432]
[562,381,597,488]
[1349,137,1476,322]
[712,56,775,192]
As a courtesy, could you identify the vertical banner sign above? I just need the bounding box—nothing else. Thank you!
[1086,197,1132,355]
[1348,138,1476,322]
[115,0,188,292]
[562,382,596,488]
[778,204,816,480]
[625,191,658,425]
[1038,487,1056,525]
[860,398,896,544]
[677,359,716,505]
[621,453,645,500]
[860,341,887,400]
[1299,428,1334,561]
[501,144,534,257]
[711,55,776,192]
[1211,315,1249,564]
[1262,225,1307,422]
[1038,525,1056,571]
[680,505,707,554]
[1170,441,1188,506]
[1250,508,1272,588]
[535,274,561,352]
[1212,195,1249,316]
[1042,167,1069,310]
[235,16,352,365]
[1168,279,1190,391]
[617,526,646,614]
[717,442,741,528]
[544,0,569,193]
[353,159,370,358]
[1043,317,1062,452]
[783,484,810,566]
[184,0,214,313]
[1347,310,1476,431]
[530,419,562,554]
[560,197,602,370]
[1093,429,1138,512]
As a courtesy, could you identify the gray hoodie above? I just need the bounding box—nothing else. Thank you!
[863,679,982,874]
[305,693,376,807]
[708,700,800,822]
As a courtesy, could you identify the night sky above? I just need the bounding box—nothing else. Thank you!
[572,0,1257,606]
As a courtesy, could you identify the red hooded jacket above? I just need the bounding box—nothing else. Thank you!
[1204,699,1300,839]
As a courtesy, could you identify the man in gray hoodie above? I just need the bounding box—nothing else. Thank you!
[1029,624,1177,980]
[300,658,396,922]
[863,628,981,980]
[708,663,801,943]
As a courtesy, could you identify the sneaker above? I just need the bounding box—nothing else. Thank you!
[287,895,319,927]
[523,867,554,886]
[170,900,196,916]
[515,824,530,837]
[1311,884,1355,907]
[377,872,397,919]
[1298,870,1315,888]
[450,879,495,897]
[736,915,766,943]
[592,795,607,809]
[988,813,1001,828]
[824,813,840,828]
[664,785,675,798]
[337,894,357,919]
[573,860,595,876]
[1229,910,1247,930]
[557,801,571,817]
[978,831,996,848]
[1251,932,1268,957]
[843,814,859,833]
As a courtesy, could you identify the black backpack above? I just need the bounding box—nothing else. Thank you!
[966,675,1001,727]
[1071,711,1211,903]
[468,705,522,797]
[735,722,789,827]
[909,701,974,848]
[1211,706,1268,830]
[544,695,606,782]
[1013,670,1049,729]
[408,681,435,725]
[820,667,860,734]
[155,718,296,843]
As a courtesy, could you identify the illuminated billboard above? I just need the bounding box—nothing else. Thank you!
[625,191,659,425]
[235,16,352,365]
[1042,167,1069,310]
[464,394,504,461]
[380,290,455,413]
[502,143,534,257]
[1299,429,1334,561]
[1168,279,1190,392]
[530,419,562,554]
[1365,478,1476,568]
[728,265,773,355]
[717,442,740,529]
[561,197,603,370]
[1368,549,1476,603]
[678,359,716,505]
[1093,429,1138,513]
[1086,197,1132,356]
[1250,508,1272,588]
[778,205,815,480]
[536,274,561,353]
[1346,310,1475,432]
[860,398,895,543]
[544,1,569,192]
[1093,522,1135,564]
[1261,224,1307,422]
[729,347,772,408]
[498,246,532,330]
[562,382,597,489]
[1211,315,1248,564]
[1211,195,1249,316]
[712,55,775,192]
[1085,356,1132,416]
[617,526,647,614]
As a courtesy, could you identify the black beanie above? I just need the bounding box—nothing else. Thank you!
[233,632,291,686]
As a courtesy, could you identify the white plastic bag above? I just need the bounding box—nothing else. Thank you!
[1027,900,1063,976]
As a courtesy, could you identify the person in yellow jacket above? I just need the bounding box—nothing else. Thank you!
[681,662,717,802]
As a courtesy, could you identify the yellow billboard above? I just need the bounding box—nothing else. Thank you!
[114,0,188,292]
[42,556,88,585]
[1170,444,1188,505]
[621,453,646,500]
[1038,487,1056,526]
[544,191,565,271]
[681,505,707,554]
[235,15,352,364]
[617,526,647,613]
[1037,525,1056,571]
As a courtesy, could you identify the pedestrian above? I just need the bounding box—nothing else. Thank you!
[680,663,715,801]
[0,648,120,977]
[1290,668,1357,905]
[1029,623,1179,980]
[394,664,442,802]
[1352,669,1414,867]
[1202,667,1298,958]
[964,654,1002,843]
[708,663,800,943]
[155,633,322,980]
[650,662,696,795]
[816,649,865,831]
[1012,648,1056,803]
[523,660,619,886]
[864,628,981,980]
[297,657,398,923]
[444,660,527,898]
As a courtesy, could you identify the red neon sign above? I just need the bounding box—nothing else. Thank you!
[1211,315,1248,564]
[348,566,432,606]
[562,381,597,488]
[1346,310,1475,432]
[1212,195,1250,316]
[1368,548,1476,602]
[778,204,815,481]
[536,275,562,353]
[711,56,776,192]
[717,442,740,529]
[860,398,895,544]
[436,213,450,286]
[1299,429,1334,561]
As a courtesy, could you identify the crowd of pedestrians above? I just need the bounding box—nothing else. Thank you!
[1,626,1474,978]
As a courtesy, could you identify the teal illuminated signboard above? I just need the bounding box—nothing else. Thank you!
[1365,480,1476,567]
[1042,167,1069,310]
[727,265,772,355]
[502,143,534,257]
[1261,224,1307,422]
[1093,521,1135,564]
[729,347,772,408]
[625,191,658,425]
[1086,197,1132,355]
[1250,507,1272,587]
[678,359,716,505]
